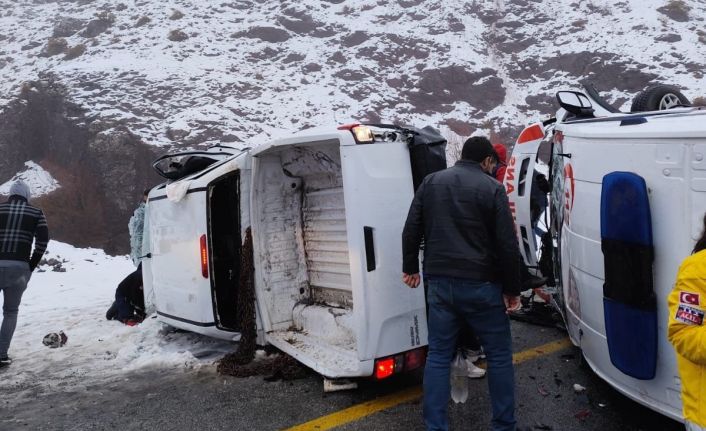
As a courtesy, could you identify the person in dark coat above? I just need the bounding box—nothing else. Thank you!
[402,136,522,431]
[0,181,49,367]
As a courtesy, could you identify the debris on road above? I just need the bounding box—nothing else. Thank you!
[42,331,68,348]
[217,349,308,381]
[573,383,587,393]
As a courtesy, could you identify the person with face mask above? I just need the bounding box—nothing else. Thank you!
[402,136,522,431]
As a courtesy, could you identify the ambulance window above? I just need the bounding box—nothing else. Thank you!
[517,158,530,196]
[550,139,565,230]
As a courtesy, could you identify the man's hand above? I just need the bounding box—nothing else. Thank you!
[402,273,421,288]
[503,294,522,313]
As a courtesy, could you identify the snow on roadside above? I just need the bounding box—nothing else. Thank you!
[0,241,235,402]
[0,161,60,197]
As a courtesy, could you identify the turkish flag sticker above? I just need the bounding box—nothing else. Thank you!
[680,292,701,306]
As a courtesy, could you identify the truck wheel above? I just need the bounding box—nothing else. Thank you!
[630,84,690,112]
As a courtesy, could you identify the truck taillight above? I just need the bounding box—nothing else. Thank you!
[374,347,427,380]
[375,357,395,380]
[405,347,427,371]
[200,234,209,278]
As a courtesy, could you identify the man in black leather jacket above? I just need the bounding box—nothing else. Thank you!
[402,136,521,431]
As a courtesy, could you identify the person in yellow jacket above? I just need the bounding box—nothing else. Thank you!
[668,213,706,431]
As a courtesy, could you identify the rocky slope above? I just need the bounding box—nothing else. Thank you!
[0,0,704,252]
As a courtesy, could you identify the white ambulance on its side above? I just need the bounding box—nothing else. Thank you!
[142,124,443,380]
[508,84,705,422]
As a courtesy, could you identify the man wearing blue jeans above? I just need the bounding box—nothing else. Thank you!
[0,181,49,367]
[402,137,522,431]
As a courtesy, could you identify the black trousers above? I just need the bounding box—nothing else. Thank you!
[115,263,144,320]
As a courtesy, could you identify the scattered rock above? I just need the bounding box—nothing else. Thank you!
[166,127,190,141]
[448,17,465,32]
[340,31,368,47]
[237,26,290,43]
[40,37,68,57]
[573,383,586,393]
[63,44,86,60]
[655,33,682,42]
[170,9,184,20]
[657,0,690,22]
[333,69,368,81]
[277,11,338,38]
[40,257,67,272]
[135,16,151,27]
[81,16,114,38]
[302,62,322,73]
[282,53,305,63]
[53,17,85,37]
[398,0,423,7]
[328,51,346,63]
[168,29,189,42]
[21,41,42,51]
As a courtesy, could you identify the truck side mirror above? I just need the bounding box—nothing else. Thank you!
[556,91,595,117]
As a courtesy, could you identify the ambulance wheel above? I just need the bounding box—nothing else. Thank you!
[630,84,690,112]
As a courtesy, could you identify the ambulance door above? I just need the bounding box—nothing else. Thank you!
[339,140,428,361]
[507,123,546,269]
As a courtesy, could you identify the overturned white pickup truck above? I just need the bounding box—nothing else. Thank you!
[142,124,447,380]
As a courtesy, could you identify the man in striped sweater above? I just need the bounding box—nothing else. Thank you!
[0,180,49,367]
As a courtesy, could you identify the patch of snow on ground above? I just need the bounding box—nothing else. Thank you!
[0,241,235,402]
[0,161,60,197]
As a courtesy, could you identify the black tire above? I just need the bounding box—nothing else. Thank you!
[630,84,690,112]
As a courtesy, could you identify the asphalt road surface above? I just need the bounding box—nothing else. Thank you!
[0,321,686,431]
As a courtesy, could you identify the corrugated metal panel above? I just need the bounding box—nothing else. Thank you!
[303,187,352,294]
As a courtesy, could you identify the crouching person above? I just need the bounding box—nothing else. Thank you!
[106,264,145,326]
[667,213,706,431]
[0,181,49,367]
[106,189,148,326]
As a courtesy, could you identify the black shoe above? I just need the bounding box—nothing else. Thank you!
[106,301,118,320]
[522,274,547,290]
[0,357,12,368]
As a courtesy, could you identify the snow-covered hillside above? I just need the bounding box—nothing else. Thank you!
[0,161,60,197]
[1,0,704,147]
[0,0,704,253]
[0,241,234,405]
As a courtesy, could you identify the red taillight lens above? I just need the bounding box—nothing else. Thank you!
[200,234,209,278]
[517,124,544,144]
[405,347,427,371]
[375,357,395,380]
[337,123,361,130]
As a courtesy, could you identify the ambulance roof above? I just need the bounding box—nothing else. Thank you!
[557,108,706,140]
